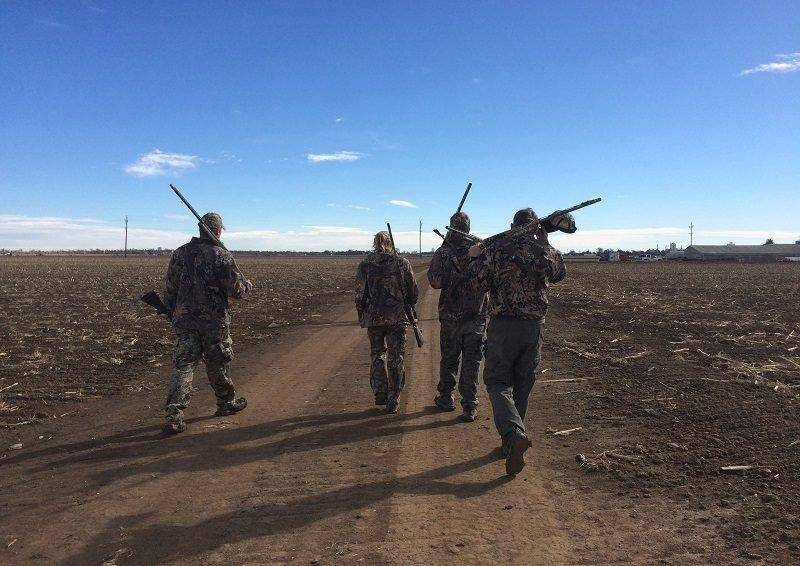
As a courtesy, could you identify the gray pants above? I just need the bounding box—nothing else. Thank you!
[438,317,485,408]
[483,316,543,443]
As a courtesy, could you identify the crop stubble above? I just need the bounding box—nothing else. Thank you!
[0,257,798,560]
[0,256,358,424]
[545,261,799,561]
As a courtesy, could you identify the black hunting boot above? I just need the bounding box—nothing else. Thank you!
[215,396,248,417]
[434,393,456,412]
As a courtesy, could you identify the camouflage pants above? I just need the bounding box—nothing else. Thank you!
[438,317,485,408]
[367,325,407,401]
[165,328,236,420]
[483,316,543,443]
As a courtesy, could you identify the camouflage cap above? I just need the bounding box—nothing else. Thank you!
[200,212,225,234]
[512,208,538,228]
[449,212,471,232]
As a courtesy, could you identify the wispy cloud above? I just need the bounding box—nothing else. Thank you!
[389,200,418,209]
[334,117,344,123]
[36,19,69,29]
[124,149,202,178]
[327,203,372,211]
[739,53,800,76]
[306,151,363,163]
[83,1,107,13]
[225,226,429,251]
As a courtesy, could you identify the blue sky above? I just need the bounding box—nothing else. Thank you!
[1,1,798,251]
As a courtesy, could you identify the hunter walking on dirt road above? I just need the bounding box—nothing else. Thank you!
[162,212,253,434]
[469,208,566,476]
[428,212,488,422]
[356,231,420,414]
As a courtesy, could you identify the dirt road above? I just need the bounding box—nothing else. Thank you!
[1,271,741,565]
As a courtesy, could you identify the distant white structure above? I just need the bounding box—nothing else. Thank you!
[684,244,800,261]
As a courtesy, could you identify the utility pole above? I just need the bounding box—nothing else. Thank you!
[689,222,694,246]
[419,219,422,256]
[124,216,128,258]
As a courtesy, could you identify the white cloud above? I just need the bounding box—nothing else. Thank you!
[0,215,190,250]
[225,226,430,251]
[3,215,795,253]
[334,117,344,123]
[306,151,364,163]
[389,200,418,209]
[0,216,431,251]
[739,52,800,76]
[327,203,372,211]
[124,149,201,177]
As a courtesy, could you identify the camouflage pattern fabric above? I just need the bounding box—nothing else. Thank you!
[164,236,249,333]
[367,325,407,401]
[355,252,419,327]
[163,236,248,421]
[165,328,236,420]
[427,233,487,322]
[438,317,485,408]
[470,233,566,319]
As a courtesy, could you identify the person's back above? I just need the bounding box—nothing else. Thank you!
[428,232,486,322]
[474,231,565,319]
[356,251,417,328]
[165,236,247,333]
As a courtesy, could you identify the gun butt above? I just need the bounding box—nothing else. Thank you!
[140,290,171,320]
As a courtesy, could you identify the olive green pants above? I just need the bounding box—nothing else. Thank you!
[438,317,485,408]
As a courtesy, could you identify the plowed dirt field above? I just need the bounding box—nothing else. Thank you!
[1,258,798,564]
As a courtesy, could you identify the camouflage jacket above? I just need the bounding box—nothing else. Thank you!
[164,237,249,333]
[355,252,419,328]
[470,233,566,319]
[428,234,487,322]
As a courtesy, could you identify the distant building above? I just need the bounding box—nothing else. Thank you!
[684,244,800,262]
[564,252,600,263]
